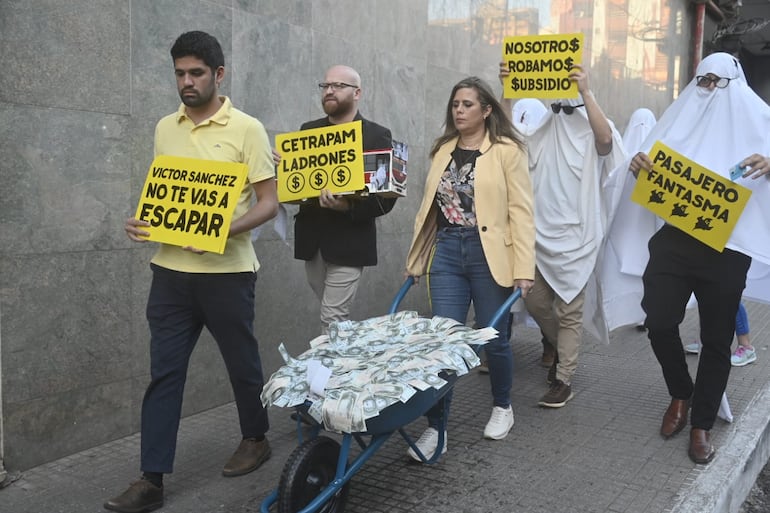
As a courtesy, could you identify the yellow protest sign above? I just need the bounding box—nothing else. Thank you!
[275,120,365,203]
[631,141,752,251]
[502,33,584,99]
[134,155,247,254]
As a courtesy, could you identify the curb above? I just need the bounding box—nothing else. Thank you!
[672,380,770,513]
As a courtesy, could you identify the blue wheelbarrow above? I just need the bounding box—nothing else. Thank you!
[260,277,522,513]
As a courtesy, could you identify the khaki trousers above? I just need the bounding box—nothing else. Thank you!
[524,267,586,384]
[305,251,363,334]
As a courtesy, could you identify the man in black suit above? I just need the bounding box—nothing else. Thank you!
[294,65,396,333]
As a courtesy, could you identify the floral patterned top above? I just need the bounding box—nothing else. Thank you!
[435,146,480,227]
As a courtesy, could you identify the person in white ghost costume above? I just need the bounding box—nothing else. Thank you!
[597,108,658,332]
[499,63,626,408]
[625,52,770,464]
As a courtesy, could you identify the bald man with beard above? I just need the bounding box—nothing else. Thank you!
[294,65,397,334]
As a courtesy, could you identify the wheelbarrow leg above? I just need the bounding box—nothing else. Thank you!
[400,392,451,464]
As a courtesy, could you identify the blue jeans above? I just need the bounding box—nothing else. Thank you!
[424,227,513,429]
[735,302,749,337]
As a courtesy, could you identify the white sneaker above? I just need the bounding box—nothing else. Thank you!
[684,341,701,354]
[731,346,757,367]
[483,406,514,440]
[406,427,447,462]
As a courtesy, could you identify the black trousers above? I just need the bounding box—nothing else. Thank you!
[140,264,270,474]
[642,225,750,430]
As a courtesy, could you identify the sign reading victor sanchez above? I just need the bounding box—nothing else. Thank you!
[631,141,752,251]
[502,33,584,99]
[276,120,364,203]
[134,155,247,254]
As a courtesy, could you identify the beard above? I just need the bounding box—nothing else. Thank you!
[179,81,216,108]
[322,94,355,117]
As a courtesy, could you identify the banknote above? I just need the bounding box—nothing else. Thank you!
[261,311,499,432]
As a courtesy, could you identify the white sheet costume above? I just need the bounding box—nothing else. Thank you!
[598,108,658,331]
[602,52,770,325]
[527,96,626,305]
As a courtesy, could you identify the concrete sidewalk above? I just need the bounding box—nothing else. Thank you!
[3,302,770,513]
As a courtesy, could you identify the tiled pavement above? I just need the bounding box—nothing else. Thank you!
[3,302,770,513]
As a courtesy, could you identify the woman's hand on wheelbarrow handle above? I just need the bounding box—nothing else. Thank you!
[403,272,420,285]
[514,279,534,298]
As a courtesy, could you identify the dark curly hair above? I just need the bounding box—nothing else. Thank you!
[170,31,224,71]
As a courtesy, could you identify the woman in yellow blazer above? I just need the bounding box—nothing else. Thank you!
[404,76,536,462]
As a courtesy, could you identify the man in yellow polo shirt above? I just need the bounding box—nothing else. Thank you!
[105,31,278,513]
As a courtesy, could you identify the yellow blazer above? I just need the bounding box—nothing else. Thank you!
[405,134,536,287]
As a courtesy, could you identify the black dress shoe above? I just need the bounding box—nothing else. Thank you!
[689,428,716,464]
[104,479,163,513]
[660,398,689,438]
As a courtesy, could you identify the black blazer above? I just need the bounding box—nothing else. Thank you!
[293,113,397,267]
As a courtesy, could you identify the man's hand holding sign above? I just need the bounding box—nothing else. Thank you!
[629,142,754,251]
[275,120,364,203]
[501,33,584,100]
[129,155,248,254]
[630,151,770,180]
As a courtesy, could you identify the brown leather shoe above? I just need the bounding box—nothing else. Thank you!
[222,437,271,477]
[660,398,689,438]
[104,479,163,513]
[689,428,716,464]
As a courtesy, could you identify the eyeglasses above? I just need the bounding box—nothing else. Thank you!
[695,75,732,88]
[318,82,359,91]
[551,103,584,115]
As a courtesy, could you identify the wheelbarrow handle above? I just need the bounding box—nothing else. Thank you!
[388,276,415,314]
[488,288,522,328]
[388,277,522,328]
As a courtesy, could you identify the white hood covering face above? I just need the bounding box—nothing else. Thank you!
[639,52,770,262]
[527,94,626,303]
[622,108,657,155]
[512,98,548,136]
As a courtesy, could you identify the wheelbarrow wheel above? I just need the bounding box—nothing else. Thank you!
[277,435,350,513]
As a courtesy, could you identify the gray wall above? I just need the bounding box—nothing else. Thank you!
[0,0,694,471]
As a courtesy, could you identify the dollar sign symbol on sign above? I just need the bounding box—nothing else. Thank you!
[511,77,519,92]
[291,175,300,190]
[564,56,574,70]
[336,169,346,184]
[569,37,580,52]
[314,173,324,187]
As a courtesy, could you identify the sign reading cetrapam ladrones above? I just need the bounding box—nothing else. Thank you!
[502,33,584,99]
[276,120,364,203]
[631,141,752,251]
[134,155,247,254]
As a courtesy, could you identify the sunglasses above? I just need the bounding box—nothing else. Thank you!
[551,103,584,115]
